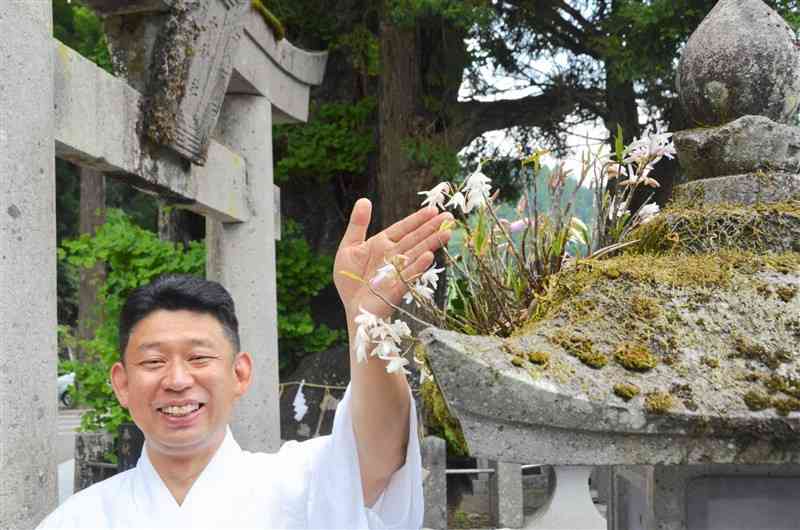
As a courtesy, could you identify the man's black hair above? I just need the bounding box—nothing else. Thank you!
[118,274,240,360]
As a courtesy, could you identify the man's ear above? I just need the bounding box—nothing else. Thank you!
[110,361,130,409]
[233,352,253,399]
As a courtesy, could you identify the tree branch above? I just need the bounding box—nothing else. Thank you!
[449,85,603,150]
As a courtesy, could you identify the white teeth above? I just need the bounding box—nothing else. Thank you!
[161,404,200,416]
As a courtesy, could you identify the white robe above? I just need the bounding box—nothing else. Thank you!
[38,385,423,529]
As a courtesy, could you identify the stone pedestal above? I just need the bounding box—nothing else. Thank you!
[611,465,800,530]
[491,461,524,528]
[422,436,447,530]
[525,467,606,530]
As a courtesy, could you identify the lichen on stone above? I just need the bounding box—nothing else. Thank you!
[510,355,525,367]
[613,382,641,401]
[614,342,658,372]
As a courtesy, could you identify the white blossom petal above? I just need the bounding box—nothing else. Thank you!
[418,182,451,210]
[446,191,467,213]
[370,263,396,287]
[384,355,411,375]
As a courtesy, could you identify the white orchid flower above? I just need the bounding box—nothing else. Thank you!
[446,191,467,212]
[384,355,411,375]
[420,264,445,290]
[418,182,451,211]
[370,263,396,287]
[636,203,661,224]
[354,306,379,328]
[354,325,371,363]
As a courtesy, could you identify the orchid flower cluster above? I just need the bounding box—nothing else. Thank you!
[593,131,675,248]
[350,131,673,376]
[353,306,413,375]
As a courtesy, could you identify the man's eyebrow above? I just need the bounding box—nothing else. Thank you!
[136,338,217,352]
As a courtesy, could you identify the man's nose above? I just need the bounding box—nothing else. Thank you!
[162,360,194,391]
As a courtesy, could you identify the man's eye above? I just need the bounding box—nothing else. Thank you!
[190,355,213,362]
[142,360,163,366]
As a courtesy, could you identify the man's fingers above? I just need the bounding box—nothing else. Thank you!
[403,227,452,263]
[340,198,372,248]
[394,212,452,255]
[384,206,438,242]
[382,251,435,302]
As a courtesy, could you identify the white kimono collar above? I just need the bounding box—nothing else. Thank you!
[132,427,242,521]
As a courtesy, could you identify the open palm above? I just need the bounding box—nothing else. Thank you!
[334,199,452,322]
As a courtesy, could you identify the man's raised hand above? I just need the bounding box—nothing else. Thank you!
[334,198,453,322]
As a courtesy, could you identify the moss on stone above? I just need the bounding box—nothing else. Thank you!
[776,285,798,302]
[614,342,658,372]
[528,351,550,365]
[630,295,661,319]
[510,355,526,367]
[420,379,469,456]
[614,382,641,401]
[552,331,608,369]
[702,356,721,369]
[252,0,286,41]
[733,335,782,369]
[743,390,771,411]
[773,397,800,416]
[627,200,800,255]
[644,391,674,414]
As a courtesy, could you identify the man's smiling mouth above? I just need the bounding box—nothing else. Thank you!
[158,403,205,417]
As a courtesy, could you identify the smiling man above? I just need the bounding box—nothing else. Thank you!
[38,199,452,529]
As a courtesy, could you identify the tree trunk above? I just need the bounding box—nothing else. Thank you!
[377,17,425,229]
[604,70,640,145]
[158,204,204,248]
[77,167,106,359]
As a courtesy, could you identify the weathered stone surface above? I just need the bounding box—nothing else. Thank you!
[99,0,251,165]
[82,0,171,17]
[54,43,250,223]
[676,0,800,126]
[674,116,800,181]
[612,464,800,530]
[628,200,800,255]
[421,251,800,466]
[73,432,116,493]
[0,2,59,527]
[207,95,282,452]
[490,461,523,528]
[674,173,800,207]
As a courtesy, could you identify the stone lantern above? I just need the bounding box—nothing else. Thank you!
[422,1,800,528]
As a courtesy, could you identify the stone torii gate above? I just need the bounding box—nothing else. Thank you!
[0,1,326,527]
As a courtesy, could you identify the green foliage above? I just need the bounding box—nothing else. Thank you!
[275,220,343,367]
[53,0,112,72]
[59,209,205,435]
[333,25,381,76]
[402,138,461,181]
[387,0,492,29]
[274,97,377,184]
